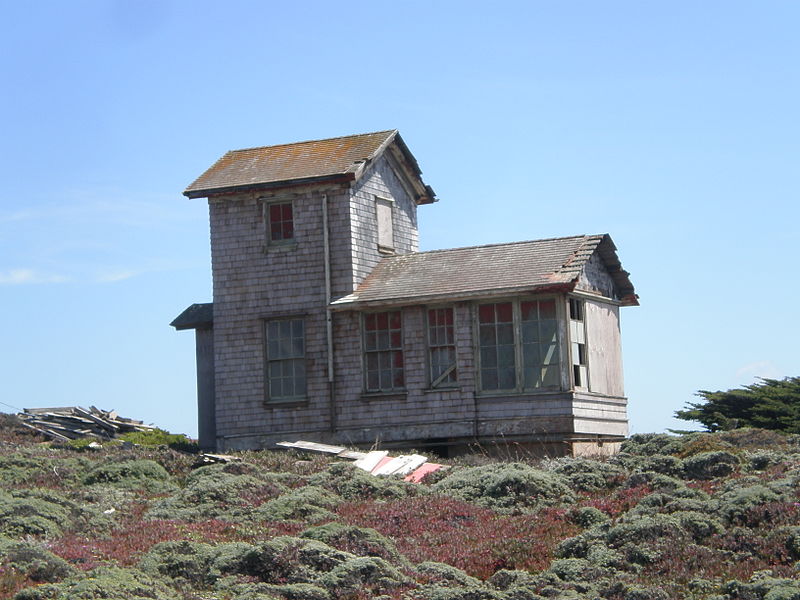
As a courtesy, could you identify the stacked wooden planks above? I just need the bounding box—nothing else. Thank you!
[17,406,155,442]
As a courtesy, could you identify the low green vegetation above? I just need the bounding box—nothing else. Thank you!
[1,416,799,599]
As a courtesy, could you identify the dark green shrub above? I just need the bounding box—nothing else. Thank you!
[147,468,287,521]
[432,463,574,512]
[620,434,684,456]
[13,566,175,600]
[0,539,76,582]
[624,586,670,600]
[0,453,90,488]
[604,515,684,548]
[547,457,625,492]
[407,585,502,600]
[308,462,420,501]
[138,540,213,586]
[743,450,786,471]
[317,556,409,597]
[682,451,740,479]
[547,557,596,582]
[785,527,800,559]
[718,484,785,525]
[117,428,199,453]
[672,510,725,540]
[569,506,609,528]
[255,486,340,523]
[415,561,482,587]
[301,522,403,563]
[83,459,174,492]
[0,490,71,537]
[487,569,546,599]
[625,471,704,497]
[723,574,800,599]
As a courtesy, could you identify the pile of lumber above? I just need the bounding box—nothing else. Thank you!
[17,406,154,442]
[277,440,446,483]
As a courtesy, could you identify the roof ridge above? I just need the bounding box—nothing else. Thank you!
[395,234,602,258]
[226,130,398,154]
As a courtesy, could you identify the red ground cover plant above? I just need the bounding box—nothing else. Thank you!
[336,496,580,579]
[50,501,304,569]
[578,484,652,518]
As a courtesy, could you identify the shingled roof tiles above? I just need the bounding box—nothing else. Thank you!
[184,130,399,197]
[332,234,637,307]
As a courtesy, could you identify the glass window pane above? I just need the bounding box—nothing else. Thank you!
[497,303,513,323]
[269,204,282,221]
[540,320,557,343]
[377,312,388,329]
[521,322,538,343]
[281,203,292,220]
[390,331,401,348]
[365,314,376,331]
[482,369,498,390]
[389,311,401,330]
[393,369,404,388]
[520,301,537,321]
[542,365,559,387]
[498,345,515,368]
[497,323,514,345]
[479,324,495,346]
[498,367,516,389]
[479,304,495,323]
[523,343,540,367]
[541,343,558,365]
[480,347,497,367]
[539,300,556,319]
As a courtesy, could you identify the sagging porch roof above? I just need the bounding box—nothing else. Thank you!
[331,234,638,310]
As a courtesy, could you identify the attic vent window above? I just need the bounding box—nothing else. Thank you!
[375,196,394,254]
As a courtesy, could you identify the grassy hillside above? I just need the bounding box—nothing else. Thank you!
[1,416,799,600]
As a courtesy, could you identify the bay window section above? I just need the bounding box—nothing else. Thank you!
[427,307,457,387]
[364,311,404,392]
[478,299,562,393]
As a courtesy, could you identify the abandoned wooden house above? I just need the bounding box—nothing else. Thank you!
[172,130,638,456]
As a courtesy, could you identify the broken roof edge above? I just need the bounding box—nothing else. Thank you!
[330,282,579,310]
[594,234,639,306]
[171,303,213,330]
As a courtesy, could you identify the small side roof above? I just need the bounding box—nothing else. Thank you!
[184,130,436,203]
[331,234,638,309]
[171,303,213,330]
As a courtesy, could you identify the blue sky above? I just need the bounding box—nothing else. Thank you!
[1,1,798,437]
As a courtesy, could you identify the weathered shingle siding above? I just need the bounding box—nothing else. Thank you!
[349,155,419,288]
[578,252,617,299]
[209,188,350,449]
[585,300,625,398]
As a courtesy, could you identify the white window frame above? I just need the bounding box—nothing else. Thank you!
[363,310,404,392]
[264,317,306,402]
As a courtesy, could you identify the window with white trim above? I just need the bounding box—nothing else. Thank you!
[427,307,457,387]
[264,318,306,401]
[266,201,294,244]
[363,311,404,392]
[478,299,560,392]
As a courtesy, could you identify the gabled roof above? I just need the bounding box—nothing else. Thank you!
[184,130,436,203]
[331,234,638,309]
[171,303,213,330]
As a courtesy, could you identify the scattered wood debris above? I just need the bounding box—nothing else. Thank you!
[17,406,155,442]
[276,440,447,483]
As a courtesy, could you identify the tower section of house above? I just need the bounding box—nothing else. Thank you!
[173,130,638,456]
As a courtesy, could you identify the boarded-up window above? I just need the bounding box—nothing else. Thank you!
[265,318,306,401]
[569,298,588,388]
[375,197,394,252]
[364,311,404,392]
[428,307,457,387]
[267,201,294,243]
[478,299,562,393]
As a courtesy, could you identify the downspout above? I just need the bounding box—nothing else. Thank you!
[322,194,337,433]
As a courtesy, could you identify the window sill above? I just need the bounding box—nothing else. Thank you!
[423,386,461,394]
[263,399,308,409]
[360,391,407,401]
[263,242,297,254]
[476,389,563,400]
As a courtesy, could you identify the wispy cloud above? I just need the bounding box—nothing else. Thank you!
[735,361,782,382]
[0,269,70,285]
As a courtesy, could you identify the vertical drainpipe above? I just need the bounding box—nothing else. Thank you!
[322,194,337,433]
